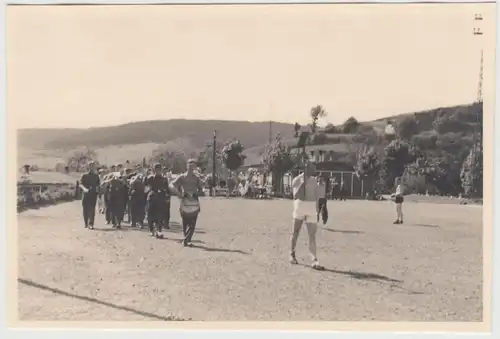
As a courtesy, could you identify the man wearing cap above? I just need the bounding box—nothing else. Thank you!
[172,159,203,247]
[79,161,100,229]
[145,163,171,238]
[290,162,324,270]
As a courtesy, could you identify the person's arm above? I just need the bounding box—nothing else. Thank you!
[79,174,89,193]
[291,176,303,199]
[164,177,171,195]
[171,175,183,197]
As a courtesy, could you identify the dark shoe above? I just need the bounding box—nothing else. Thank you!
[289,253,298,265]
[393,220,400,224]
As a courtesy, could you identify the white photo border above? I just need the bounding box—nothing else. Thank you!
[1,0,497,338]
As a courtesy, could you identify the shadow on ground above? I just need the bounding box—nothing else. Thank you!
[18,278,189,321]
[323,228,364,234]
[192,244,250,255]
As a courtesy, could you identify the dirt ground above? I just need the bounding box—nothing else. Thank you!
[17,198,483,321]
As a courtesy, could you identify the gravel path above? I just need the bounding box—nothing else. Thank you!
[17,198,483,321]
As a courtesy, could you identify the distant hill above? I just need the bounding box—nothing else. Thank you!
[17,120,295,151]
[17,102,481,173]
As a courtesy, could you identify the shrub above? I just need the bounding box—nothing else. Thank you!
[17,184,77,212]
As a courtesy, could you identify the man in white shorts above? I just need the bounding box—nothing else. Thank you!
[290,162,324,270]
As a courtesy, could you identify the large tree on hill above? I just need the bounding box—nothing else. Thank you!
[397,116,419,140]
[342,117,360,134]
[263,134,298,194]
[379,139,418,191]
[310,105,327,133]
[461,143,483,198]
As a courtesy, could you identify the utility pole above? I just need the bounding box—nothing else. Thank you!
[212,130,217,197]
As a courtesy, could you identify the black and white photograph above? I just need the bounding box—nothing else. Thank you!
[8,1,495,327]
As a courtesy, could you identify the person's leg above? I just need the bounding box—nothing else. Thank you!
[322,200,328,224]
[89,195,97,227]
[147,197,155,235]
[396,203,403,223]
[306,221,323,269]
[164,200,171,229]
[82,198,89,227]
[290,218,303,264]
[105,196,111,224]
[181,211,188,237]
[185,213,199,244]
[156,199,164,234]
[129,196,137,226]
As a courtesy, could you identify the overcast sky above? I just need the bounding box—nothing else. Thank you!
[7,3,496,129]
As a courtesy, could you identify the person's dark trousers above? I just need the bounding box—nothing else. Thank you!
[181,211,199,244]
[82,193,97,227]
[109,194,125,227]
[104,195,112,224]
[164,200,171,229]
[317,198,328,224]
[147,193,165,233]
[130,193,146,227]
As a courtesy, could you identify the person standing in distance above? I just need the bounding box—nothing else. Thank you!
[290,162,324,270]
[79,161,100,229]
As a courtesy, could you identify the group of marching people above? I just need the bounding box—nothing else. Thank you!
[79,159,203,246]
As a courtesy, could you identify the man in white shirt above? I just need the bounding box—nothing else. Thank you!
[290,162,324,270]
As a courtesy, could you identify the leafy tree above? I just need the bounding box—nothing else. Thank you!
[324,123,338,134]
[196,141,223,177]
[310,105,327,133]
[432,114,469,134]
[263,134,298,193]
[380,140,418,191]
[294,123,302,137]
[66,148,97,172]
[311,132,328,145]
[461,143,483,198]
[222,140,246,172]
[221,140,246,196]
[150,148,188,174]
[342,117,360,134]
[397,116,419,140]
[355,146,381,178]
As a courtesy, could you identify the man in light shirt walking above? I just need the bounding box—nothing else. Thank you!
[290,162,324,270]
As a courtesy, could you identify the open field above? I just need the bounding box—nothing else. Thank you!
[18,143,161,170]
[17,198,483,321]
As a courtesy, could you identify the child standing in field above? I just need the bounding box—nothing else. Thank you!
[391,177,404,224]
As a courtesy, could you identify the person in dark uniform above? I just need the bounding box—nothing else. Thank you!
[129,173,146,228]
[145,163,170,238]
[79,161,100,229]
[108,174,127,228]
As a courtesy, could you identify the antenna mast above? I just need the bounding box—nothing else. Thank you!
[473,13,484,103]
